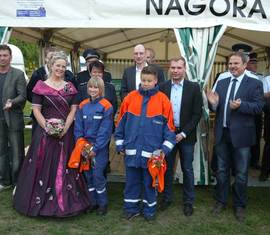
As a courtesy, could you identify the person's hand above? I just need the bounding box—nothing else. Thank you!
[230,98,241,110]
[59,127,68,138]
[118,150,125,156]
[88,150,96,158]
[151,149,164,159]
[160,150,165,160]
[3,99,13,110]
[207,90,219,106]
[176,133,184,143]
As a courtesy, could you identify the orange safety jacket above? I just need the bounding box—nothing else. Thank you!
[147,156,167,193]
[68,137,91,172]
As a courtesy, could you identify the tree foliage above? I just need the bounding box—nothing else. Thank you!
[9,37,40,73]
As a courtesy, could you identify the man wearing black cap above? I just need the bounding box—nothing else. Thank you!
[247,52,258,74]
[76,48,112,88]
[246,52,264,170]
[259,71,270,181]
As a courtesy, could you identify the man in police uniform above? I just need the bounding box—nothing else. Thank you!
[76,48,112,87]
[246,52,263,169]
[259,71,270,181]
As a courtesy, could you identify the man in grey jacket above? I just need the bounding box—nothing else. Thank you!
[0,44,26,190]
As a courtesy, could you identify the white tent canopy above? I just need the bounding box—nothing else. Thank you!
[8,27,270,64]
[0,0,270,63]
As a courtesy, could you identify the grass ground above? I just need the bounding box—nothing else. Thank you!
[17,102,270,234]
[1,184,270,235]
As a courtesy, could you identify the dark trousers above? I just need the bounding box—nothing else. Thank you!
[250,114,262,167]
[260,142,270,175]
[0,119,24,186]
[260,115,270,176]
[163,142,195,205]
[215,128,250,208]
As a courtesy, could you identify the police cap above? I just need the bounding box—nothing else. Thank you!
[231,43,253,55]
[83,48,100,60]
[249,52,257,62]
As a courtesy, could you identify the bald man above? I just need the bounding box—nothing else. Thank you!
[120,44,164,100]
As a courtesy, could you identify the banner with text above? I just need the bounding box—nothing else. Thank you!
[0,0,270,31]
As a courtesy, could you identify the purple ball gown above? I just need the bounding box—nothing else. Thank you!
[13,80,90,217]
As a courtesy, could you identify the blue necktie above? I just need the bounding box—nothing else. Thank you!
[226,78,237,127]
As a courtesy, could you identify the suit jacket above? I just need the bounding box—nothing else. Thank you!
[2,67,27,131]
[263,97,270,142]
[212,75,264,148]
[120,64,165,100]
[159,79,202,144]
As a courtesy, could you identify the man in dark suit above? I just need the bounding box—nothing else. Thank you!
[207,51,264,222]
[0,44,26,190]
[159,57,203,216]
[120,44,165,100]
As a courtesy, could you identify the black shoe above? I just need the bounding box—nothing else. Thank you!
[121,212,140,221]
[211,202,226,215]
[86,204,99,213]
[259,173,269,182]
[183,204,193,216]
[144,214,156,223]
[234,207,245,223]
[159,200,171,211]
[96,205,107,216]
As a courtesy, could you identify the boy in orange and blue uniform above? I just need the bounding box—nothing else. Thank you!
[74,78,113,215]
[115,65,175,221]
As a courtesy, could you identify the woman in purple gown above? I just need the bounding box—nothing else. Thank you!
[13,51,90,217]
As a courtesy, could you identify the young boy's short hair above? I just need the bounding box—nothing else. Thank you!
[87,77,105,97]
[141,65,158,78]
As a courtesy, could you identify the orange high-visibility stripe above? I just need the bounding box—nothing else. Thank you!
[79,98,90,109]
[99,98,112,111]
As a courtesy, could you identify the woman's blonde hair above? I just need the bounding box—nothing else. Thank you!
[48,51,68,75]
[87,77,105,97]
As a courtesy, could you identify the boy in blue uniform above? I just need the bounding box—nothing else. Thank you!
[115,65,176,221]
[74,77,113,215]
